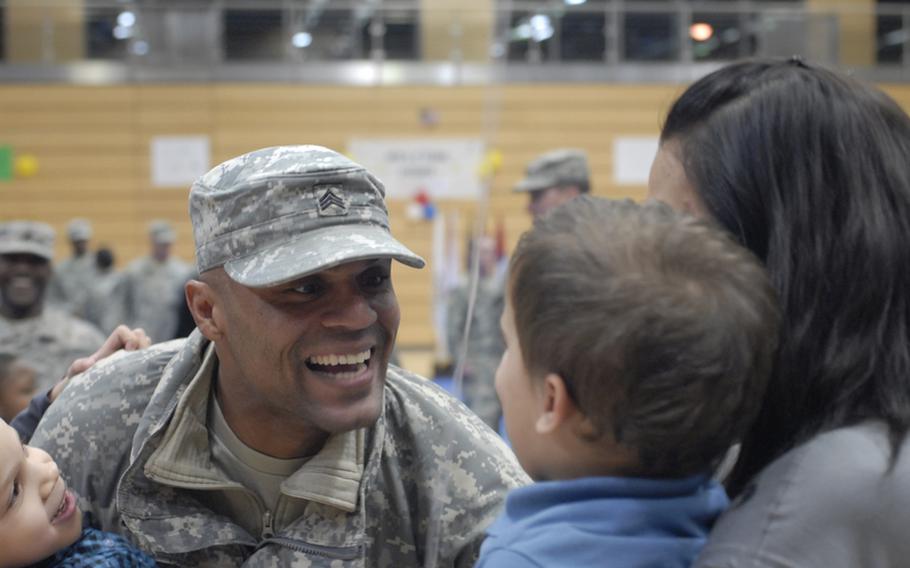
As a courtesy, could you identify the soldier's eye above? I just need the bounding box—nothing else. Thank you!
[291,280,322,296]
[360,268,390,290]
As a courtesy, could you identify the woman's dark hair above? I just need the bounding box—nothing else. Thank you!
[662,59,910,494]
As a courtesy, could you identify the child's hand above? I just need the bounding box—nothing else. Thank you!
[50,326,152,402]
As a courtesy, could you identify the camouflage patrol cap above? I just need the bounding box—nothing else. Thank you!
[0,221,55,260]
[190,145,425,288]
[514,148,590,193]
[67,218,92,241]
[148,220,176,245]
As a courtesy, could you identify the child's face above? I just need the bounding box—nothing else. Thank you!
[0,419,82,568]
[495,300,548,479]
[0,362,36,423]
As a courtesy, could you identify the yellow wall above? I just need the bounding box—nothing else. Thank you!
[4,82,909,349]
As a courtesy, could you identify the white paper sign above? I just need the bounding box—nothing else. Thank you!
[613,137,660,185]
[151,135,211,188]
[347,138,485,199]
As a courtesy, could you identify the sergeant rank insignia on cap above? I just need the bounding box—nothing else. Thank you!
[316,186,350,217]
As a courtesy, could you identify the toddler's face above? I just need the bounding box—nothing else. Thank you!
[0,419,82,568]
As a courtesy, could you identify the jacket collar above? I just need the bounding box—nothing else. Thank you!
[140,339,365,512]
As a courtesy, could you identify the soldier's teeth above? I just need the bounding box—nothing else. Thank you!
[308,349,371,366]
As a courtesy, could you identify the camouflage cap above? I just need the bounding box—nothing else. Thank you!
[189,145,425,288]
[514,148,590,193]
[149,220,176,245]
[0,220,55,260]
[67,218,93,241]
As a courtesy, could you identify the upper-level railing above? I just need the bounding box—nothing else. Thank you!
[2,0,909,84]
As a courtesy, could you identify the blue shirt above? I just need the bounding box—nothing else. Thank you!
[477,475,728,568]
[33,526,157,567]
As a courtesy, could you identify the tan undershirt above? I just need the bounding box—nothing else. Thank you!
[209,394,310,511]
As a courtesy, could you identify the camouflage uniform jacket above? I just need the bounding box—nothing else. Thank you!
[47,254,99,318]
[115,256,192,343]
[31,330,529,567]
[0,307,105,391]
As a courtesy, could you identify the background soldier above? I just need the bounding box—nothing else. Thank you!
[514,149,591,219]
[115,219,192,342]
[47,218,98,318]
[83,247,123,334]
[0,221,105,391]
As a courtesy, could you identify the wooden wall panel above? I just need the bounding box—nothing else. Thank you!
[3,82,908,351]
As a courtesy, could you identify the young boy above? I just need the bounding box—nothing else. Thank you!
[0,418,157,567]
[477,197,779,567]
[0,328,155,567]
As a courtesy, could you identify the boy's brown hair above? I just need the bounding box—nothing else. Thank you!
[509,197,779,477]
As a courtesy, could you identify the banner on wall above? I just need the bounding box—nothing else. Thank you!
[151,135,211,188]
[347,138,485,199]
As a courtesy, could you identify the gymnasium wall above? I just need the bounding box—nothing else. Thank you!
[3,83,909,348]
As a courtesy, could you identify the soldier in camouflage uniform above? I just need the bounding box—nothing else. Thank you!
[514,149,591,219]
[31,145,528,567]
[83,247,124,334]
[47,218,99,318]
[114,220,192,342]
[446,236,505,429]
[0,221,106,392]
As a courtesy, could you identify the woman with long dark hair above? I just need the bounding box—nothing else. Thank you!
[649,59,910,566]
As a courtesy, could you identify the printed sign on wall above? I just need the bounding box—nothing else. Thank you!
[347,138,485,199]
[151,135,211,188]
[613,136,660,185]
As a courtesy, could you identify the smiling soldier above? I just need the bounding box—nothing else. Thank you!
[29,145,528,567]
[0,222,105,393]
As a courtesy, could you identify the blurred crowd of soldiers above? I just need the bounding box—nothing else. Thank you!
[0,218,192,420]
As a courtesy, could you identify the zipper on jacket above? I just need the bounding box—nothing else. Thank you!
[257,537,364,561]
[261,510,274,540]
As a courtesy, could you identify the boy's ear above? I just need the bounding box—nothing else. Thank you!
[535,373,581,435]
[185,280,223,341]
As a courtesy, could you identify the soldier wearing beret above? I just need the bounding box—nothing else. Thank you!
[0,221,105,392]
[31,145,528,566]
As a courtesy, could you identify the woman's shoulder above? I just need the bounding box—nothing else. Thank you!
[696,421,910,568]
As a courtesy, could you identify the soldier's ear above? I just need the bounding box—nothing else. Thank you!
[185,279,223,341]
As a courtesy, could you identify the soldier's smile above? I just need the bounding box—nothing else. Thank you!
[305,347,373,379]
[0,253,51,314]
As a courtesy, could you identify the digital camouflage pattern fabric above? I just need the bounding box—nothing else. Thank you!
[48,254,100,318]
[113,255,191,343]
[31,331,529,567]
[0,220,55,260]
[0,307,105,392]
[190,145,424,288]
